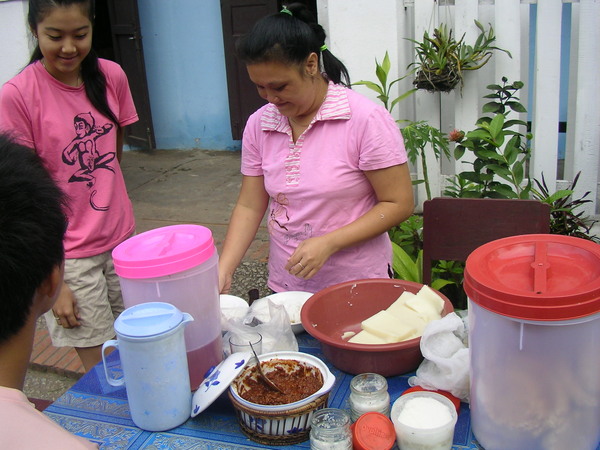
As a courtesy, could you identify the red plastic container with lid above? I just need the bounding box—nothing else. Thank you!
[112,225,222,391]
[351,412,396,450]
[464,234,600,450]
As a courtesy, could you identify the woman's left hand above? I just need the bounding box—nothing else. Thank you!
[285,235,334,280]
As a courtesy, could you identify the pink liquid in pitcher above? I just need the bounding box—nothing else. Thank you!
[187,336,223,391]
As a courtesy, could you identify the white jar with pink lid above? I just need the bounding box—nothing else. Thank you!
[112,224,222,391]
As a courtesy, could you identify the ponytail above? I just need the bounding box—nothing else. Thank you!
[236,2,350,86]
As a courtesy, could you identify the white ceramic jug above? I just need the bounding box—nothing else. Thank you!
[102,302,193,431]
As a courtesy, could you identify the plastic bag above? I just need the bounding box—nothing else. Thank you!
[408,311,470,402]
[222,297,298,357]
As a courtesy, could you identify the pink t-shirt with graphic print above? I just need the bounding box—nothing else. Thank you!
[0,59,138,258]
[242,82,408,293]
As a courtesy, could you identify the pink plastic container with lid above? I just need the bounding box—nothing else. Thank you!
[113,225,222,391]
[464,234,600,450]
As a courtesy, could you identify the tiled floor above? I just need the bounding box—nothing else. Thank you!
[30,325,85,377]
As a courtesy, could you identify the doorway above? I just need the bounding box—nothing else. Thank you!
[221,0,319,140]
[92,0,155,149]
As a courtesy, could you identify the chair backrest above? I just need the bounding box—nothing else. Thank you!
[422,197,551,285]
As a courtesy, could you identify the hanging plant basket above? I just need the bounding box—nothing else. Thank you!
[408,21,510,94]
[413,65,461,93]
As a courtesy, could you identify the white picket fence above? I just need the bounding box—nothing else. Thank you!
[393,0,599,217]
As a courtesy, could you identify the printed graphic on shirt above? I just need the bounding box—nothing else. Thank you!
[269,193,313,244]
[269,193,290,232]
[62,112,115,211]
[284,223,312,245]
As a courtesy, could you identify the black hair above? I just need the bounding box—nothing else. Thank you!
[236,2,351,86]
[27,0,120,127]
[0,133,68,343]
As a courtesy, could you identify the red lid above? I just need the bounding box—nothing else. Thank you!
[464,234,600,320]
[351,412,396,450]
[401,386,461,413]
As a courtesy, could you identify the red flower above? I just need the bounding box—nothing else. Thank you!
[449,129,465,143]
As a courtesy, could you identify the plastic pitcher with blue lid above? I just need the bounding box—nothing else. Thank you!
[102,302,194,431]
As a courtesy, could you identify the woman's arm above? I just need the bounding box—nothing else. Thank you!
[285,163,414,279]
[218,175,270,293]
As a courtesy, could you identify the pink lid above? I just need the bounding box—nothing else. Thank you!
[464,234,600,321]
[112,225,215,279]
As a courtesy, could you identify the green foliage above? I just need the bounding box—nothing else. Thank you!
[357,46,598,303]
[353,51,416,113]
[391,242,452,293]
[388,217,454,294]
[408,21,511,93]
[442,176,482,198]
[447,78,532,199]
[402,121,451,201]
[388,215,423,257]
[532,172,599,243]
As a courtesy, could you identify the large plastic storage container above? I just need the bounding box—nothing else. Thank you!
[464,234,600,450]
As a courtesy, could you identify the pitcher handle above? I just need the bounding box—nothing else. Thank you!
[102,340,124,387]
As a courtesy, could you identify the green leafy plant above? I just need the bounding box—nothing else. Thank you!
[391,243,452,292]
[532,172,599,242]
[353,51,416,113]
[448,78,532,199]
[408,21,511,93]
[434,260,468,310]
[442,175,482,198]
[388,214,423,257]
[388,216,454,293]
[402,121,451,201]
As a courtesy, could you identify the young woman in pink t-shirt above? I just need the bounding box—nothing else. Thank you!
[0,0,138,371]
[219,3,414,294]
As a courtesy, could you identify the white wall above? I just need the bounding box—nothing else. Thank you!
[318,0,405,114]
[0,0,31,86]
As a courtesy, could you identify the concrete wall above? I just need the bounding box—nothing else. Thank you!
[137,0,239,150]
[0,0,239,151]
[0,0,31,86]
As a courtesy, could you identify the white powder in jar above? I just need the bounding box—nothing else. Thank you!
[397,396,453,429]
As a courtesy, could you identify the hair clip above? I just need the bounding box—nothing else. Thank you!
[280,6,293,16]
[320,45,328,52]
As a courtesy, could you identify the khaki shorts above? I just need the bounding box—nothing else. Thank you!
[45,250,124,348]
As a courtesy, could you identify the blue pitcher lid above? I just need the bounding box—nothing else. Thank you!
[115,302,186,338]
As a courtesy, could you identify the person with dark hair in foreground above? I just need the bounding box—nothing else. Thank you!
[0,133,97,448]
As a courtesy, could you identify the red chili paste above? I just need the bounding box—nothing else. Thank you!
[237,359,324,406]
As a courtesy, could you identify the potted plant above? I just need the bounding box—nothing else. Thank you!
[408,21,510,93]
[353,51,415,113]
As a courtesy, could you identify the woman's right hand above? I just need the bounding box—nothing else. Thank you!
[52,282,81,328]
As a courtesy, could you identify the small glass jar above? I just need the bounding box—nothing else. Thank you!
[348,373,390,422]
[309,408,353,450]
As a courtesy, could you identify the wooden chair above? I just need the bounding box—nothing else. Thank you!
[422,197,551,285]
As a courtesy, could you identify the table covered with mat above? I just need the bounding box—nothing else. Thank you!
[44,334,480,449]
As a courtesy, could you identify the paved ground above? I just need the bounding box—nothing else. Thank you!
[24,148,270,402]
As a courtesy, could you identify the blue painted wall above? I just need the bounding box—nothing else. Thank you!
[137,1,241,151]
